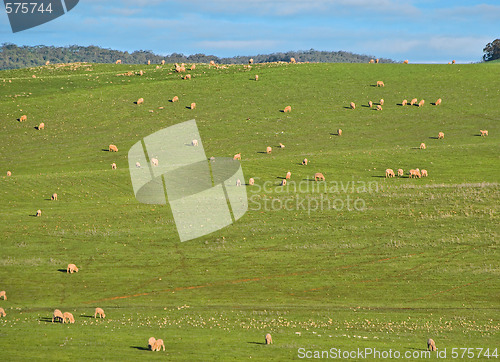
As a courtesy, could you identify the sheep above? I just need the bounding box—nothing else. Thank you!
[438,132,444,139]
[480,130,488,137]
[137,98,144,105]
[184,74,191,80]
[265,333,273,344]
[45,61,50,65]
[338,129,342,136]
[379,99,384,106]
[152,339,165,351]
[233,153,241,160]
[111,163,117,170]
[147,60,151,65]
[32,75,36,78]
[236,179,241,186]
[109,144,118,152]
[350,102,356,110]
[403,60,409,64]
[420,143,426,150]
[279,143,285,148]
[38,123,45,130]
[6,171,11,177]
[410,98,418,106]
[248,178,255,186]
[51,193,57,201]
[281,179,287,186]
[427,338,437,351]
[409,169,421,178]
[172,96,179,102]
[36,209,42,217]
[314,173,325,181]
[302,158,308,165]
[192,139,199,146]
[284,106,292,113]
[435,98,442,106]
[148,337,156,350]
[376,81,385,87]
[0,291,6,300]
[52,309,64,323]
[63,312,75,324]
[385,169,395,178]
[266,146,272,154]
[369,59,375,63]
[209,60,216,66]
[452,60,455,64]
[191,102,196,110]
[402,99,407,106]
[397,168,404,177]
[368,101,373,108]
[151,158,159,167]
[136,162,141,168]
[115,60,121,64]
[255,75,259,81]
[67,263,79,273]
[290,57,296,64]
[421,169,428,177]
[376,105,383,111]
[161,60,165,65]
[418,99,425,107]
[0,307,5,317]
[375,59,379,63]
[249,58,254,64]
[19,115,27,122]
[94,307,105,318]
[286,171,291,180]
[190,64,196,70]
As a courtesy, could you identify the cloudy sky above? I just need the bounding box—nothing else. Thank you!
[1,0,498,63]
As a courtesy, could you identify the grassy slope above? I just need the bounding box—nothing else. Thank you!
[0,62,499,361]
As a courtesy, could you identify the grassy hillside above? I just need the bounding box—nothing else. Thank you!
[0,61,499,361]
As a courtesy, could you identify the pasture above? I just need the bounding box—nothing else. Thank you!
[0,61,499,360]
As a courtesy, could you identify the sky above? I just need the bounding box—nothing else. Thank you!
[1,0,499,63]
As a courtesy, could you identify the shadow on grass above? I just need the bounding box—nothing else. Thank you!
[101,149,110,152]
[79,315,95,318]
[57,269,67,273]
[131,346,150,351]
[39,317,54,323]
[371,175,386,178]
[256,151,268,154]
[429,136,439,139]
[248,342,267,345]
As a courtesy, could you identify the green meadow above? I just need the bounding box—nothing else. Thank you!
[0,61,498,361]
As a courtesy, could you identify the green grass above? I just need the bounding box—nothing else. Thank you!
[0,61,499,361]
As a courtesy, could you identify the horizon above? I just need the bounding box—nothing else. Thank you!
[1,1,499,64]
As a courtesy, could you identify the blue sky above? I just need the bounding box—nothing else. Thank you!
[1,0,499,63]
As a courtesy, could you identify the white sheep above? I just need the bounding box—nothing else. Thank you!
[67,264,79,273]
[94,307,105,318]
[192,139,199,146]
[52,309,64,323]
[265,333,273,344]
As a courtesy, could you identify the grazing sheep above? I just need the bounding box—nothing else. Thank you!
[410,98,418,106]
[192,139,199,146]
[94,307,105,318]
[375,59,379,63]
[302,158,308,165]
[172,96,179,102]
[184,74,191,80]
[427,338,437,351]
[452,60,455,64]
[368,101,373,108]
[266,146,272,154]
[338,129,342,136]
[191,102,196,110]
[19,115,27,122]
[279,143,285,148]
[379,99,384,106]
[32,75,36,78]
[152,339,165,351]
[249,58,254,64]
[136,162,141,168]
[418,99,425,107]
[51,193,57,201]
[161,60,165,65]
[151,158,159,167]
[45,61,50,65]
[385,169,395,178]
[0,291,6,300]
[420,143,426,150]
[286,171,291,179]
[36,209,42,217]
[435,98,442,106]
[0,307,5,317]
[350,102,356,110]
[115,60,121,64]
[438,132,444,139]
[255,75,259,81]
[290,57,296,64]
[265,333,273,344]
[403,60,409,64]
[109,144,118,152]
[38,123,45,130]
[111,163,117,170]
[67,264,79,273]
[281,179,287,186]
[148,337,156,350]
[6,171,11,177]
[409,169,421,178]
[233,153,241,160]
[190,64,196,70]
[402,99,407,106]
[137,98,144,105]
[397,168,404,177]
[147,60,151,65]
[376,81,385,87]
[369,59,375,63]
[63,312,75,324]
[421,169,428,177]
[376,105,383,111]
[52,309,64,323]
[236,179,241,186]
[480,130,488,137]
[284,106,292,113]
[314,173,325,181]
[248,178,255,186]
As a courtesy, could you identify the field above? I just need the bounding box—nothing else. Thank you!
[0,61,499,361]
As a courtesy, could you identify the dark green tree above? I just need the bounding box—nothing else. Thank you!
[483,39,500,62]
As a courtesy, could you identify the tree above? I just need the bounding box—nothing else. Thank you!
[483,39,500,62]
